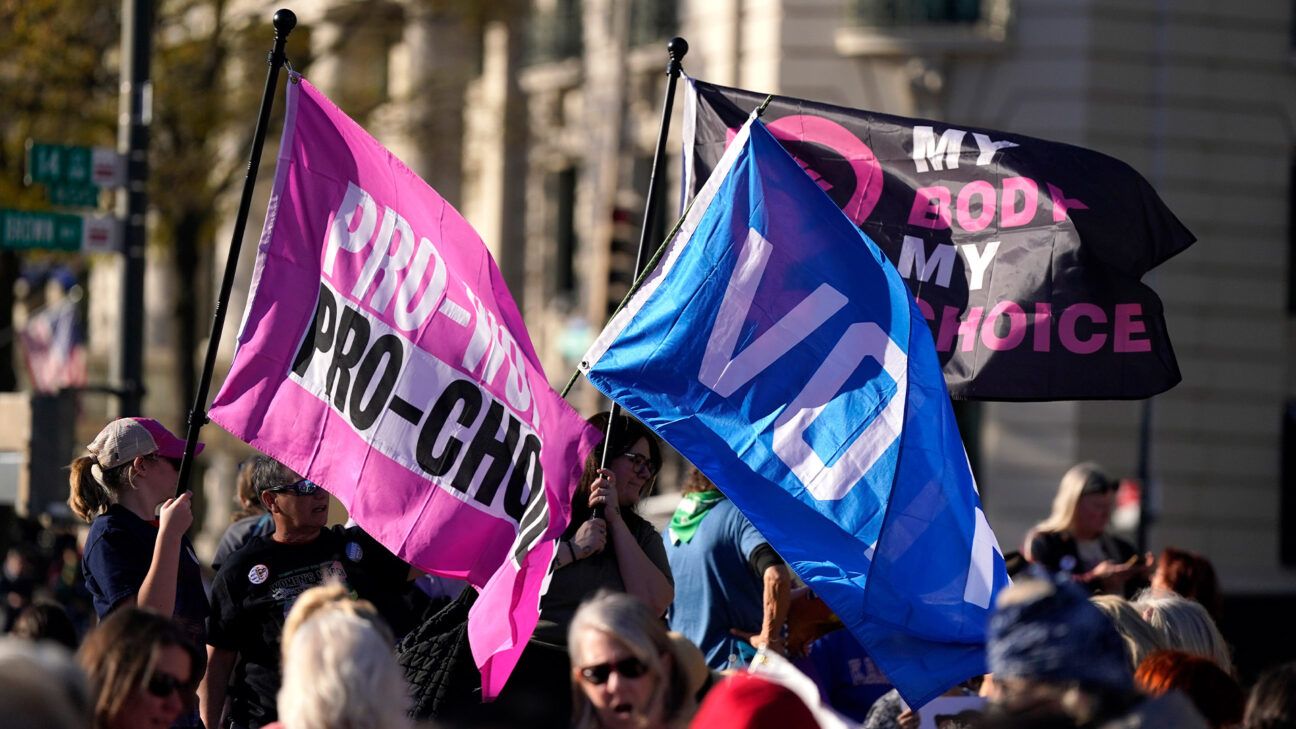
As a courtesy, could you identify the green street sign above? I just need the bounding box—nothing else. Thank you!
[0,210,83,251]
[47,184,101,208]
[25,142,122,188]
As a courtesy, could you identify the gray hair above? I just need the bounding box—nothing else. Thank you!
[0,637,90,729]
[568,591,693,729]
[276,609,411,729]
[248,455,302,497]
[1133,592,1233,674]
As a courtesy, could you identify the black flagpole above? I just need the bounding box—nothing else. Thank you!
[175,9,297,496]
[593,37,688,517]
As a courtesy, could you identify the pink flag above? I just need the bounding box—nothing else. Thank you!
[209,77,600,697]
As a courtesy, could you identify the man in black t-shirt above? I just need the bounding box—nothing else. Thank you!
[198,457,416,729]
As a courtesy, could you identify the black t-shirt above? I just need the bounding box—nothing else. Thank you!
[207,525,412,728]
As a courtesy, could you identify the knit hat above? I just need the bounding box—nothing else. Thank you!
[988,576,1133,694]
[86,418,201,470]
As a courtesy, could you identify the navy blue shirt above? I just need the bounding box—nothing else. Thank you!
[82,504,210,647]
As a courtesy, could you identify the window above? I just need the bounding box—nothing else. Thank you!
[848,0,983,26]
[526,0,583,65]
[553,167,577,297]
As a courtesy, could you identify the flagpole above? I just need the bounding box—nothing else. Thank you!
[175,9,297,496]
[594,36,688,515]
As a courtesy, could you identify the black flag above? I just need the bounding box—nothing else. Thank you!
[683,78,1194,401]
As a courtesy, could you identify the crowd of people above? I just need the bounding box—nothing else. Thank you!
[0,414,1293,729]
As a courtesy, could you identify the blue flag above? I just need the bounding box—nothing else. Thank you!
[581,117,1010,707]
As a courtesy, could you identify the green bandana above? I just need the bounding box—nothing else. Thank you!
[668,490,727,544]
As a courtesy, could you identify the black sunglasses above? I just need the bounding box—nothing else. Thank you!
[268,478,321,496]
[579,656,650,685]
[146,671,189,699]
[618,452,658,477]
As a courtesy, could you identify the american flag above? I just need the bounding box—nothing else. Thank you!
[20,299,86,394]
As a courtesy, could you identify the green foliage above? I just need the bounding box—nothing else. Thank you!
[0,0,119,211]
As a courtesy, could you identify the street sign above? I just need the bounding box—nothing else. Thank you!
[0,210,81,251]
[0,209,121,253]
[25,142,123,188]
[46,184,101,208]
[82,215,121,253]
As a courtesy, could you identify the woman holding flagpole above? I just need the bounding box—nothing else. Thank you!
[68,417,209,639]
[68,417,210,727]
[492,411,674,727]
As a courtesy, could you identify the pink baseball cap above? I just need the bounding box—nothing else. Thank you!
[86,417,204,470]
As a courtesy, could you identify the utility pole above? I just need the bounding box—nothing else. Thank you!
[117,0,152,416]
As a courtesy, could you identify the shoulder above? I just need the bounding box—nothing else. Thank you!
[1026,528,1068,551]
[625,511,663,540]
[214,535,277,580]
[84,510,148,556]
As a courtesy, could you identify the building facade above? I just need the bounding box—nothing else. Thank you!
[126,1,1293,638]
[461,0,1296,597]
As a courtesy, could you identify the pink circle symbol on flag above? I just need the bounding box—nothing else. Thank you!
[726,114,883,225]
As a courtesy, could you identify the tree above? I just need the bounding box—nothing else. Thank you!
[0,0,120,392]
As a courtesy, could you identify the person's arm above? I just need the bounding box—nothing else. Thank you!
[590,470,673,616]
[607,513,674,616]
[199,645,237,729]
[137,492,194,616]
[752,562,791,652]
[554,519,608,569]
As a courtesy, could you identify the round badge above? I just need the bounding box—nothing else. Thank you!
[345,542,363,562]
[248,564,269,585]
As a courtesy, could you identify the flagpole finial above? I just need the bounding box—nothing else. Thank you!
[273,9,297,37]
[667,37,688,74]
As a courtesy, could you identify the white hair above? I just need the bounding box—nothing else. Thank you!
[276,610,412,729]
[0,637,90,729]
[1133,592,1233,675]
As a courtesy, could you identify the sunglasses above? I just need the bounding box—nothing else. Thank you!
[618,452,657,477]
[579,656,650,685]
[268,478,321,496]
[146,671,189,699]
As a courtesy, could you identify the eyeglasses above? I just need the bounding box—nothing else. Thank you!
[618,452,657,477]
[579,657,650,685]
[146,671,189,699]
[268,478,321,496]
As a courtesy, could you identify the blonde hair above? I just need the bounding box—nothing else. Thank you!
[1134,593,1233,675]
[280,583,389,666]
[277,609,411,729]
[1090,595,1166,670]
[569,591,695,729]
[1032,462,1111,535]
